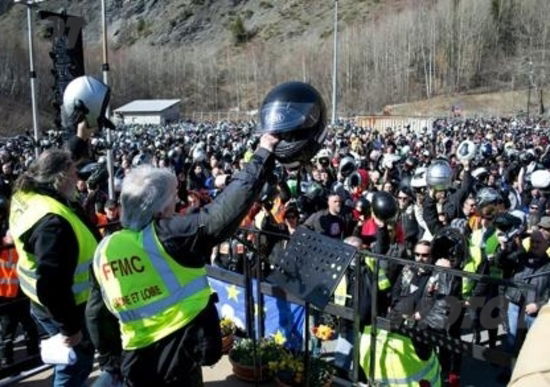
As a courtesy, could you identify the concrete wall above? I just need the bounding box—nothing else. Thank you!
[122,114,162,125]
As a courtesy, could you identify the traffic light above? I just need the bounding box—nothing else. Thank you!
[39,10,85,130]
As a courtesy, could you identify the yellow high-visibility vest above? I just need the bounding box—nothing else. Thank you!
[365,256,392,291]
[9,191,97,306]
[360,326,441,387]
[94,223,212,350]
[463,229,498,297]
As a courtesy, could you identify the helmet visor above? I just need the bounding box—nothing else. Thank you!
[258,102,320,134]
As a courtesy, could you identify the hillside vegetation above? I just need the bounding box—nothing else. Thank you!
[0,0,549,134]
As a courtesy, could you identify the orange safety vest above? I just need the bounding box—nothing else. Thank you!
[96,213,109,236]
[0,246,19,298]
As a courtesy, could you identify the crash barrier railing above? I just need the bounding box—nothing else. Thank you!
[216,226,536,386]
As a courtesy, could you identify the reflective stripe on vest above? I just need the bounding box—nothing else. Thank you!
[17,265,90,296]
[0,260,17,270]
[9,191,97,306]
[94,223,212,350]
[0,279,19,285]
[365,257,391,291]
[0,247,19,298]
[360,326,442,387]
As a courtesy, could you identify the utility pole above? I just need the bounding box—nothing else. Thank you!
[14,0,47,159]
[331,0,339,125]
[101,0,115,200]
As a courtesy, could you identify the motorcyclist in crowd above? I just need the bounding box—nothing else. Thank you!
[505,229,550,353]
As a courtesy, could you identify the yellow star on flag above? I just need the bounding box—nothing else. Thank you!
[226,285,241,302]
[272,330,287,345]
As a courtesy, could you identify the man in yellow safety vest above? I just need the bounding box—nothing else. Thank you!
[89,133,279,386]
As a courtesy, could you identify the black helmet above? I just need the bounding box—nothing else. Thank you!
[431,227,467,268]
[257,81,327,167]
[371,191,397,221]
[354,197,371,218]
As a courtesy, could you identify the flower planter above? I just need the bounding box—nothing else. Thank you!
[221,334,234,354]
[229,357,271,383]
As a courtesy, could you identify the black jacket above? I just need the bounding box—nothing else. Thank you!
[505,254,550,313]
[423,171,473,235]
[390,267,431,320]
[17,186,101,336]
[417,271,462,332]
[86,148,275,384]
[397,206,419,251]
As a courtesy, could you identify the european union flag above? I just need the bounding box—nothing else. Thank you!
[209,275,305,350]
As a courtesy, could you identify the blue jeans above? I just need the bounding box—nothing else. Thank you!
[31,304,94,387]
[506,302,536,353]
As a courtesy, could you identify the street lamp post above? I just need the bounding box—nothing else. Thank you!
[331,0,339,126]
[14,0,46,159]
[101,0,115,200]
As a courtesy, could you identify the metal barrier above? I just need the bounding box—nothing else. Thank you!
[215,227,532,385]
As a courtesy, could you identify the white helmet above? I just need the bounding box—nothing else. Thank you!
[456,140,476,161]
[411,167,427,188]
[426,160,453,190]
[472,167,489,180]
[63,76,114,130]
[316,148,332,160]
[531,170,550,190]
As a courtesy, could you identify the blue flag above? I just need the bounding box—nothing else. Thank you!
[209,275,305,350]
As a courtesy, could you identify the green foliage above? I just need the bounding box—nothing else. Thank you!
[229,338,283,366]
[269,353,334,386]
[229,16,248,45]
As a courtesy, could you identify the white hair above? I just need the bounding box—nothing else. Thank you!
[120,165,177,231]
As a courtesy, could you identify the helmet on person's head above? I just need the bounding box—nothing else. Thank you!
[316,148,332,161]
[371,191,398,221]
[354,197,371,217]
[404,156,418,169]
[476,187,501,208]
[480,143,493,158]
[63,76,115,130]
[257,81,327,168]
[132,152,153,167]
[530,169,550,191]
[346,169,369,191]
[339,156,356,177]
[426,160,453,191]
[398,175,412,192]
[472,167,489,180]
[431,227,467,268]
[411,167,427,188]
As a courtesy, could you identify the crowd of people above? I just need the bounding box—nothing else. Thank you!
[0,75,550,386]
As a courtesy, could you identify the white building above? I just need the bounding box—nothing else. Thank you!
[114,99,181,125]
